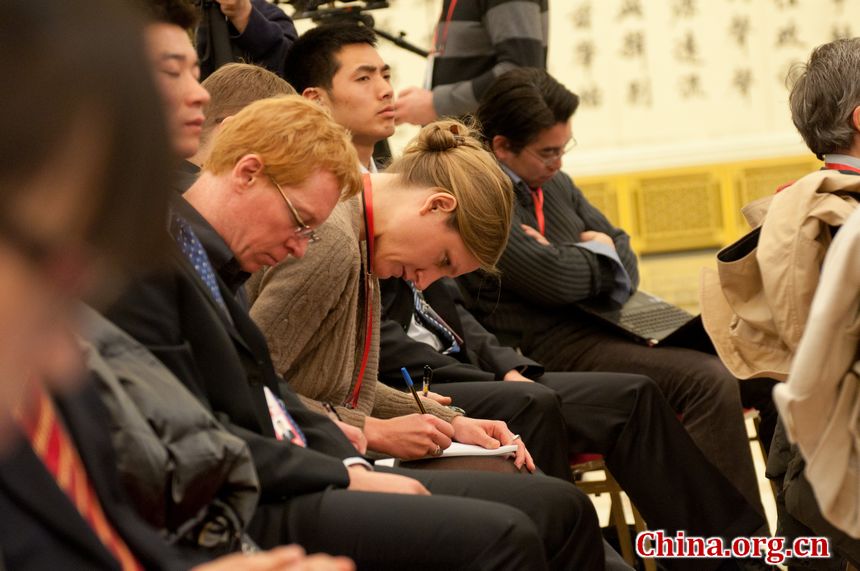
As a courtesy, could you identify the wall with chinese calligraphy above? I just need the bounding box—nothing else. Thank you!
[296,0,857,175]
[555,0,858,176]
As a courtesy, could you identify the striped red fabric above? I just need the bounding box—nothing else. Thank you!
[18,384,143,571]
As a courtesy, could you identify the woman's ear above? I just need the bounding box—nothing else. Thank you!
[231,154,265,192]
[420,191,458,215]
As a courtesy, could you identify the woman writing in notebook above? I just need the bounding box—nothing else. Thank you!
[245,120,534,466]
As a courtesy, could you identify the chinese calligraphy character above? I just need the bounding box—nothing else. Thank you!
[579,85,603,107]
[618,0,643,19]
[620,30,646,59]
[732,68,753,98]
[729,15,750,49]
[570,3,592,29]
[775,21,803,48]
[672,0,697,19]
[674,31,701,64]
[679,73,705,98]
[627,79,652,106]
[575,41,596,69]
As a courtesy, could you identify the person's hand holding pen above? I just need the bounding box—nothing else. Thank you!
[363,415,455,459]
[449,417,536,473]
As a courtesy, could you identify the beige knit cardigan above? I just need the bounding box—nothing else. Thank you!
[246,196,460,428]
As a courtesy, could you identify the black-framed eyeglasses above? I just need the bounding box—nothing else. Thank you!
[523,137,578,167]
[268,175,320,244]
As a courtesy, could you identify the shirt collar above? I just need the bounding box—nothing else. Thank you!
[823,153,860,173]
[499,162,536,203]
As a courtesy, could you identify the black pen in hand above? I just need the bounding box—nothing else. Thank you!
[400,367,427,414]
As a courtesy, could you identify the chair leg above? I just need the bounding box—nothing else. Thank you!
[573,459,655,569]
[609,488,635,566]
[631,504,657,571]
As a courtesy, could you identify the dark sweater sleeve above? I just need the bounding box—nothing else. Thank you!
[229,0,297,77]
[432,0,545,116]
[497,176,638,307]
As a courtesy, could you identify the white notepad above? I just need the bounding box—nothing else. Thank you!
[374,442,519,467]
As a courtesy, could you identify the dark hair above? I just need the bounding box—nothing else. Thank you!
[476,68,579,152]
[284,23,377,93]
[1,0,174,275]
[136,0,199,29]
[788,38,860,160]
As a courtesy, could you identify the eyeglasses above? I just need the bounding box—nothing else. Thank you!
[269,176,320,244]
[523,138,578,167]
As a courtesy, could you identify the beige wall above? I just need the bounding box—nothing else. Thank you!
[292,0,860,175]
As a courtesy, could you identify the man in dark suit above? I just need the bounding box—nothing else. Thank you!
[380,276,768,547]
[464,66,769,512]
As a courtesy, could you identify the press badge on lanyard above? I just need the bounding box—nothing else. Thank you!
[264,386,307,447]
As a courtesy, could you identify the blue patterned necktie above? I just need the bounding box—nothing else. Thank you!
[171,214,232,321]
[411,283,461,355]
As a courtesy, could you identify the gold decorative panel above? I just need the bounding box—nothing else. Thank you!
[632,173,723,253]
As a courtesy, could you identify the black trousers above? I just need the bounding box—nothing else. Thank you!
[433,374,765,571]
[248,467,603,571]
[526,318,764,516]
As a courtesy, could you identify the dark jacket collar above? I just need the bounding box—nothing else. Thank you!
[168,193,250,296]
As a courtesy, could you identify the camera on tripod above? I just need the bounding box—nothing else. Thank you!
[279,0,427,57]
[284,0,388,23]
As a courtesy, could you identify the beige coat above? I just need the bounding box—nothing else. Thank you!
[246,197,459,428]
[774,205,860,538]
[701,170,860,380]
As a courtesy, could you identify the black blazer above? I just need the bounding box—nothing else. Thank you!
[0,383,188,571]
[105,202,356,504]
[378,277,543,387]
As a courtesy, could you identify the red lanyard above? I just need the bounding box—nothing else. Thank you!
[432,0,458,56]
[532,188,545,235]
[348,174,376,409]
[825,162,860,174]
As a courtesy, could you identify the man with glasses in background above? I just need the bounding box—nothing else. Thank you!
[457,68,773,542]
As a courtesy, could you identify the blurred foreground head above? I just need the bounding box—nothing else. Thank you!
[0,0,174,444]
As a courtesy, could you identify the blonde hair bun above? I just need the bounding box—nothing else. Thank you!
[414,119,481,153]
